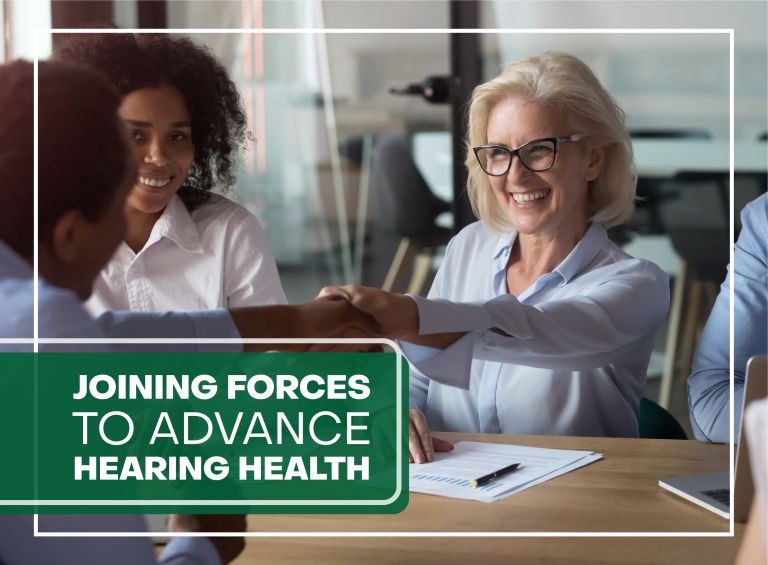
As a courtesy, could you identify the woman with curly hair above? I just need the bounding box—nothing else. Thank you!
[55,32,286,314]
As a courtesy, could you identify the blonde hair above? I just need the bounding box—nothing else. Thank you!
[465,52,636,232]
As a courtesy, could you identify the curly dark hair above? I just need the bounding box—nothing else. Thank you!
[55,32,249,211]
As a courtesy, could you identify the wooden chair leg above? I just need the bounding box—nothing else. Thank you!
[407,250,433,295]
[382,238,418,293]
[678,278,704,387]
[660,260,689,409]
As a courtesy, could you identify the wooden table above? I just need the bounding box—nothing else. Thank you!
[236,433,743,564]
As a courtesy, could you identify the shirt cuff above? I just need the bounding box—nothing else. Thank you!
[408,295,492,334]
[189,309,242,352]
[398,340,442,364]
[404,332,477,390]
[160,536,221,565]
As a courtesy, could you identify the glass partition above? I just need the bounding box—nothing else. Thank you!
[482,0,766,141]
[169,1,452,300]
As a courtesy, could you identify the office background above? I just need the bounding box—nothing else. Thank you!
[2,0,767,436]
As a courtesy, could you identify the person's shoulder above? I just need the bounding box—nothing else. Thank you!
[440,221,505,268]
[597,235,633,263]
[192,194,264,233]
[449,221,503,251]
[37,281,106,339]
[0,277,33,339]
[735,193,767,262]
[593,233,668,284]
[192,193,252,222]
[741,193,768,231]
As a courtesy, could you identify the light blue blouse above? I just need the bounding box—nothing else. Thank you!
[403,221,670,438]
[0,240,239,350]
[0,240,234,563]
[688,193,768,443]
[0,514,222,565]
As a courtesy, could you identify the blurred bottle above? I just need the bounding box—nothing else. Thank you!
[389,76,451,104]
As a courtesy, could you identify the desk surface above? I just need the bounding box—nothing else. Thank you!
[238,433,742,564]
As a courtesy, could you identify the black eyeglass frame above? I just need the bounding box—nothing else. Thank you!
[472,134,587,176]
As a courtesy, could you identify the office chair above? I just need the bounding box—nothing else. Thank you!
[370,133,452,294]
[628,128,713,236]
[637,397,688,440]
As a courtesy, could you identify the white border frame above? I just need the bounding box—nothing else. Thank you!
[19,27,734,538]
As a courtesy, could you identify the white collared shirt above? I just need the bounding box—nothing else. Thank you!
[86,194,286,315]
[403,221,670,438]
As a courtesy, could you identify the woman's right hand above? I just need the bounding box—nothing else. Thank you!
[317,285,419,337]
[409,408,453,464]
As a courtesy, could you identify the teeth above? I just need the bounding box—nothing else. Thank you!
[138,176,171,188]
[512,191,548,203]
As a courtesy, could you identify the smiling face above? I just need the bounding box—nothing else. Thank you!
[485,98,603,240]
[119,85,195,215]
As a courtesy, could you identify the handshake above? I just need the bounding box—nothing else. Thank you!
[229,285,460,465]
[227,285,423,352]
[229,284,465,351]
[304,285,465,352]
[312,285,420,341]
[314,286,457,466]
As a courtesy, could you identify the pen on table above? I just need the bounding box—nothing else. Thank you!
[470,463,521,487]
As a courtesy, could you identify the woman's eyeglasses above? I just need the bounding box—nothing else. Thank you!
[473,134,587,176]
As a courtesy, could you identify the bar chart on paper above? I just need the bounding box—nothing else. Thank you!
[409,441,602,503]
[410,474,507,492]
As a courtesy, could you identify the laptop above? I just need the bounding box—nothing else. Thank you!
[659,355,767,521]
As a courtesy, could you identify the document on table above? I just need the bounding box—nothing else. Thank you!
[409,441,602,503]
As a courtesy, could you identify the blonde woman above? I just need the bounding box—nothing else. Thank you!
[323,52,670,462]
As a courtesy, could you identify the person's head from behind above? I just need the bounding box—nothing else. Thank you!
[465,51,635,239]
[55,32,248,216]
[0,60,34,261]
[0,60,133,299]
